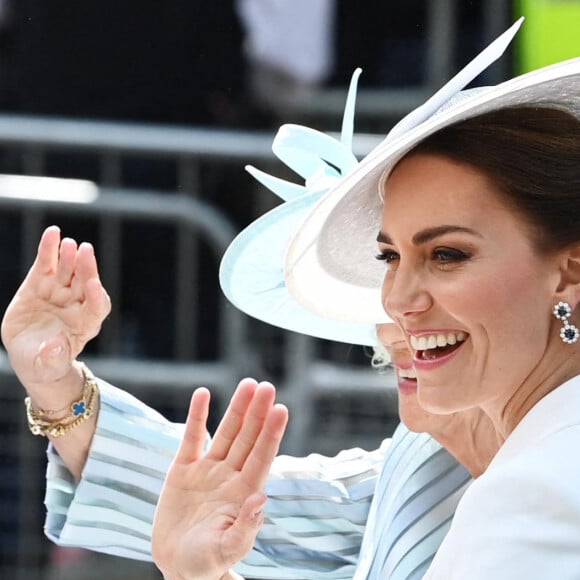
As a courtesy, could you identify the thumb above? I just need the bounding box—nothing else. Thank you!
[221,493,267,565]
[35,334,73,378]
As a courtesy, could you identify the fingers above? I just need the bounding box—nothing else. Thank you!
[174,387,211,465]
[76,243,111,328]
[61,239,99,295]
[207,379,287,478]
[83,277,112,329]
[75,241,99,283]
[34,226,98,285]
[240,403,288,490]
[56,238,78,287]
[63,243,111,336]
[28,227,99,304]
[225,382,276,471]
[206,378,258,461]
[36,229,109,322]
[31,225,61,277]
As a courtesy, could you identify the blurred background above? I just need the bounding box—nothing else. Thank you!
[0,0,578,577]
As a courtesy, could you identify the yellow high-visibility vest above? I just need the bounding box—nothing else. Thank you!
[515,0,580,72]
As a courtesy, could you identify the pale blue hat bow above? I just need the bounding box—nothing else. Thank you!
[219,68,380,345]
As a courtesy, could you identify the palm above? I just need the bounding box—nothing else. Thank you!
[1,226,110,385]
[152,381,288,580]
[158,459,258,572]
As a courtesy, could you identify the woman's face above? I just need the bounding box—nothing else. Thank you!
[378,153,561,416]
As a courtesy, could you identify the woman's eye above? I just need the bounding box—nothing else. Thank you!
[375,250,400,263]
[433,247,470,263]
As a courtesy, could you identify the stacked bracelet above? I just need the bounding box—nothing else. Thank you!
[24,364,99,438]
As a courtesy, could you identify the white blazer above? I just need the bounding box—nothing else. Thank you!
[425,374,580,579]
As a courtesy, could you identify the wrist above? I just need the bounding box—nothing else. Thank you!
[25,363,99,438]
[23,361,84,412]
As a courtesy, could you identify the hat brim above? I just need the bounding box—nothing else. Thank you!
[285,57,580,324]
[219,191,382,346]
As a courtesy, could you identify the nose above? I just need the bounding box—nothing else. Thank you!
[376,322,405,348]
[382,262,432,320]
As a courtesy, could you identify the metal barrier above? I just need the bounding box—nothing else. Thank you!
[0,183,252,579]
[0,113,381,188]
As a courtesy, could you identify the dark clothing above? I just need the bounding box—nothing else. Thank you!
[3,1,246,126]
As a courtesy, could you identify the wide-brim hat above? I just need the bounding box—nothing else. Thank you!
[220,68,381,346]
[284,23,580,325]
[220,190,380,346]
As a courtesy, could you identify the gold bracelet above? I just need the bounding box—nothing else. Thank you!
[24,364,99,438]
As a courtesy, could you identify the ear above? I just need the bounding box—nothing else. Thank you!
[555,244,580,308]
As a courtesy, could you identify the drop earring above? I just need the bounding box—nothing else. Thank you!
[553,301,580,344]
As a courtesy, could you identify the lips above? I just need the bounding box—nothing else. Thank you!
[398,365,417,378]
[396,363,418,395]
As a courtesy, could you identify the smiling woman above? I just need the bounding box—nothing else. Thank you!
[379,140,570,422]
[381,105,580,422]
[284,54,580,578]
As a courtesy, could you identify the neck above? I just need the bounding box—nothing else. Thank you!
[430,413,502,478]
[487,346,580,440]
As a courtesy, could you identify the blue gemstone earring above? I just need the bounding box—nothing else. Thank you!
[553,301,580,344]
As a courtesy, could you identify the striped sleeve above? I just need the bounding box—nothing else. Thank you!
[44,379,389,579]
[44,379,190,561]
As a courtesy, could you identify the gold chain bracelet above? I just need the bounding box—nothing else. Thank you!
[24,364,99,438]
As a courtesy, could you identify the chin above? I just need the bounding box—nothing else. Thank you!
[398,407,430,434]
[416,382,465,415]
[419,397,462,417]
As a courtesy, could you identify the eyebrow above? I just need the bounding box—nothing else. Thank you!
[376,225,483,245]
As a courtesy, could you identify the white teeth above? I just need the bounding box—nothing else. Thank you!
[413,336,429,350]
[410,332,467,350]
[398,366,417,379]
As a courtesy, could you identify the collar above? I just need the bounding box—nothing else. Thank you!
[490,373,580,466]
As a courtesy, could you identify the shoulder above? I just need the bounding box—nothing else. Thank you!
[462,424,580,524]
[426,425,580,579]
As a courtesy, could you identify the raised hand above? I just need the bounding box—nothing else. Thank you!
[152,378,288,580]
[1,225,111,389]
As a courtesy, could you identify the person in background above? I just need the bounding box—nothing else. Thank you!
[235,0,336,119]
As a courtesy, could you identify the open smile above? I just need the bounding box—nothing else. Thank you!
[410,331,468,369]
[396,364,418,394]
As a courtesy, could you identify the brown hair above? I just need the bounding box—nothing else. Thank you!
[410,106,580,252]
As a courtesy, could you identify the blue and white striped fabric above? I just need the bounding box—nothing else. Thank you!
[45,380,385,579]
[354,425,472,579]
[44,379,469,579]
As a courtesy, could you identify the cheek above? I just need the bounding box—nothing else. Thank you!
[459,263,552,350]
[381,272,394,307]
